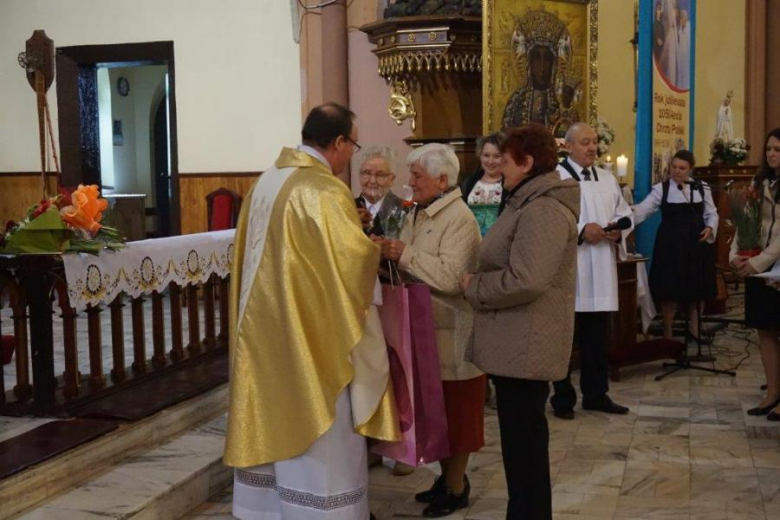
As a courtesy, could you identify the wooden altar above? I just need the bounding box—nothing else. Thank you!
[606,258,683,381]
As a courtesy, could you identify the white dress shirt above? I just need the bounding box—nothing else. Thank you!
[361,196,385,218]
[632,180,719,243]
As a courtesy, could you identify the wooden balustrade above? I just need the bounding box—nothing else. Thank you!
[0,255,230,416]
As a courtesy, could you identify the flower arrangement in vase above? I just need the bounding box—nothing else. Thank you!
[728,185,762,257]
[0,185,124,255]
[710,138,750,166]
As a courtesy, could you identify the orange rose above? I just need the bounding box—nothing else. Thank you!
[59,184,109,236]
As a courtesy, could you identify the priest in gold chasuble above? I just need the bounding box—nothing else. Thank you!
[225,104,399,520]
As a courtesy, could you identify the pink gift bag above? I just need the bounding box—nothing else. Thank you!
[371,282,450,466]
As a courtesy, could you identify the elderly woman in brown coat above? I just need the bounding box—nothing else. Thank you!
[381,143,483,518]
[461,124,580,520]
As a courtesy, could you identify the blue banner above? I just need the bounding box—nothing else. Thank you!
[635,0,696,265]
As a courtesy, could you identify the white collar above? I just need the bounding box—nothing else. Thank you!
[567,158,595,175]
[363,195,385,216]
[297,144,332,171]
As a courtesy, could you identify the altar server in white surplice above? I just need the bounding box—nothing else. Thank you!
[550,123,634,420]
[225,103,399,520]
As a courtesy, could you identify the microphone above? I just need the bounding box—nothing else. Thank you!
[603,216,632,232]
[677,179,709,191]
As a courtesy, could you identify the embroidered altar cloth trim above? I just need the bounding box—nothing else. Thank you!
[62,229,235,311]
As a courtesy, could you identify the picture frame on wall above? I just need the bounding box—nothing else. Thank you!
[483,0,598,137]
[113,119,124,146]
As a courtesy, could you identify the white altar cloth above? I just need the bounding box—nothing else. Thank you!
[629,254,657,333]
[62,230,235,311]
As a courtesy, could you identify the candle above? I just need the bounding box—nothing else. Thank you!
[616,155,628,178]
[604,155,614,171]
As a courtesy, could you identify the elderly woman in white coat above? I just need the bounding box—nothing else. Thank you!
[380,143,483,518]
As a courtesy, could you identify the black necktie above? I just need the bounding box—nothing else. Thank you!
[582,168,592,181]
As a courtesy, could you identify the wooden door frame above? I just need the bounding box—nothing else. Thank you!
[56,41,180,235]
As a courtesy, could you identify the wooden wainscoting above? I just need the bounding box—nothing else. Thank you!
[178,173,260,235]
[0,173,58,226]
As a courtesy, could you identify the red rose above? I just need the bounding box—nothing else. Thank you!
[31,199,52,220]
[5,221,16,233]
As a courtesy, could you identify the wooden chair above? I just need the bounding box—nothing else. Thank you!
[206,188,242,231]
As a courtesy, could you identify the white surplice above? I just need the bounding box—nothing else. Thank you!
[233,389,369,520]
[559,160,634,312]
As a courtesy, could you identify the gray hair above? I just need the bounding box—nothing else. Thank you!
[564,122,594,143]
[359,145,398,174]
[476,132,506,157]
[406,143,460,188]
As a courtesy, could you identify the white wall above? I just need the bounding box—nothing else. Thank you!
[0,0,302,174]
[108,68,137,194]
[97,68,114,188]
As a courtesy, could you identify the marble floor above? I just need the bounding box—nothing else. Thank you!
[5,291,780,519]
[186,306,780,519]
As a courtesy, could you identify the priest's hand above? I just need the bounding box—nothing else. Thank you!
[581,223,607,244]
[460,273,474,293]
[381,239,406,261]
[357,208,373,229]
[698,226,713,242]
[604,224,622,243]
[369,234,383,244]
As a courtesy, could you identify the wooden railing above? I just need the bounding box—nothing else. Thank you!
[0,254,229,416]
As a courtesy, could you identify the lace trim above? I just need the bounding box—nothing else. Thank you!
[235,469,366,511]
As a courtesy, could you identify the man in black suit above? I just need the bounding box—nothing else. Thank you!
[355,146,404,237]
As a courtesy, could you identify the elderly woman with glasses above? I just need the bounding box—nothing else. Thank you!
[354,146,403,236]
[380,143,484,518]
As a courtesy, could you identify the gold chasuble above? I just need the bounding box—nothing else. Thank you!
[224,148,399,469]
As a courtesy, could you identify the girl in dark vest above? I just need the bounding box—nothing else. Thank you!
[633,150,718,341]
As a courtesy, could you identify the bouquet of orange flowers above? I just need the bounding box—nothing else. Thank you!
[0,185,124,255]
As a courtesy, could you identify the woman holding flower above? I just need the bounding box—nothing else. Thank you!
[730,128,780,419]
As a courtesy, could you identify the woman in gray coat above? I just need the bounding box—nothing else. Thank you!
[461,124,580,520]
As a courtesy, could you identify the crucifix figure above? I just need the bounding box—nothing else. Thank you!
[18,30,57,198]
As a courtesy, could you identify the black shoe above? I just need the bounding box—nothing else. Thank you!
[747,396,780,416]
[767,411,780,422]
[553,408,575,420]
[415,475,446,503]
[369,514,376,520]
[422,476,470,518]
[582,396,629,415]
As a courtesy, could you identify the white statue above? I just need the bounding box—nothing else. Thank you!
[715,90,734,142]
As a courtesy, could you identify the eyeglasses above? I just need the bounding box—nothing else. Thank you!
[359,170,393,180]
[345,136,362,151]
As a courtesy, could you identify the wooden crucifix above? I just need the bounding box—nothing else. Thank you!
[18,30,56,198]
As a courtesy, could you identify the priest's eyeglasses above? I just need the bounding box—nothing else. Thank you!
[345,136,362,151]
[359,170,393,180]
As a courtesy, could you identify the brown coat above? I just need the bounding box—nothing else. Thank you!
[464,170,580,381]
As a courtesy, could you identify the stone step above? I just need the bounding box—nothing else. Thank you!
[15,412,230,520]
[1,384,228,519]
